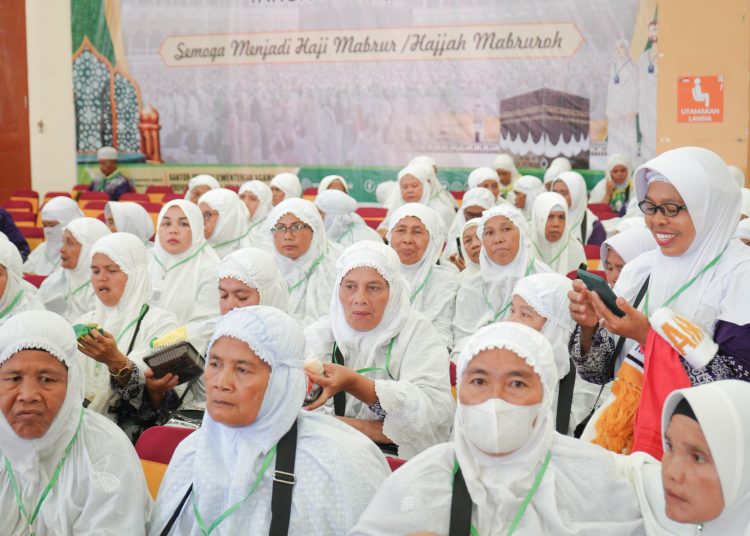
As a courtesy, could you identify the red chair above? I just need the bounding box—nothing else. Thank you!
[363,218,384,230]
[20,227,44,251]
[82,201,107,219]
[583,244,601,260]
[11,190,39,213]
[42,192,72,205]
[119,192,150,203]
[135,425,196,498]
[226,185,239,193]
[70,184,89,200]
[162,193,184,203]
[356,207,388,218]
[3,200,33,213]
[78,191,110,203]
[145,185,175,203]
[10,212,37,227]
[303,187,318,196]
[451,191,465,201]
[588,203,617,220]
[386,457,407,471]
[23,274,47,288]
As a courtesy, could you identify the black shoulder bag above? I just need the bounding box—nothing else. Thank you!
[449,465,473,536]
[159,419,299,536]
[555,358,577,435]
[332,344,347,417]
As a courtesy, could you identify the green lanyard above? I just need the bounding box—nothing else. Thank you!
[532,237,570,267]
[192,446,277,535]
[332,338,396,380]
[0,290,24,319]
[64,281,90,302]
[288,253,325,292]
[335,224,354,244]
[114,303,151,345]
[153,242,208,277]
[481,258,535,323]
[409,265,434,303]
[643,249,725,316]
[211,228,251,251]
[248,219,264,232]
[4,407,85,535]
[451,449,551,536]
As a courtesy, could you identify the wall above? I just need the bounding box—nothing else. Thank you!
[657,0,750,181]
[25,0,77,196]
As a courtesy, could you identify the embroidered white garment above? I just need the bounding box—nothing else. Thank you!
[0,238,42,327]
[443,186,495,259]
[530,192,586,275]
[0,310,151,535]
[452,205,551,355]
[105,201,155,244]
[381,165,456,230]
[552,171,599,243]
[38,217,110,322]
[183,174,219,201]
[386,203,458,348]
[76,233,179,417]
[304,241,454,459]
[218,247,290,311]
[149,306,390,536]
[23,196,83,276]
[351,322,644,535]
[314,189,382,246]
[238,180,274,250]
[270,172,302,201]
[318,174,349,193]
[198,188,251,259]
[513,175,546,221]
[267,198,338,326]
[148,200,220,353]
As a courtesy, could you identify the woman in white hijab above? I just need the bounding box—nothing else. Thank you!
[453,205,551,355]
[735,218,750,245]
[314,189,382,246]
[318,174,349,193]
[387,203,458,348]
[304,241,453,459]
[375,180,397,209]
[380,165,457,231]
[198,188,251,259]
[466,167,502,202]
[600,228,657,288]
[457,219,481,281]
[74,233,180,428]
[443,186,495,261]
[38,217,110,322]
[590,153,634,214]
[218,247,289,313]
[351,322,643,535]
[617,380,750,535]
[0,239,42,326]
[23,196,83,275]
[492,153,522,200]
[740,187,750,220]
[551,171,607,245]
[184,174,219,204]
[409,155,459,212]
[148,200,220,354]
[267,198,338,326]
[0,310,151,534]
[238,180,274,249]
[530,192,587,276]
[270,172,303,206]
[149,306,390,535]
[104,201,155,245]
[513,174,546,222]
[569,146,750,457]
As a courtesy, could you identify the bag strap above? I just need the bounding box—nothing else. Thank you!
[449,465,472,536]
[159,484,193,536]
[555,358,576,434]
[126,304,150,355]
[332,345,347,417]
[269,419,299,536]
[580,211,588,244]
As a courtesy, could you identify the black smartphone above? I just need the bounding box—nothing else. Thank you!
[455,237,464,260]
[576,269,625,317]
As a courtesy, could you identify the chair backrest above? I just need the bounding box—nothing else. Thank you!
[226,185,239,193]
[386,456,406,471]
[583,244,601,260]
[161,193,184,203]
[356,207,388,218]
[119,192,150,203]
[78,191,110,202]
[43,192,72,205]
[145,185,176,204]
[10,212,37,226]
[23,274,47,288]
[11,191,39,213]
[135,425,196,498]
[3,200,33,213]
[588,203,617,221]
[139,201,164,213]
[451,190,465,201]
[20,226,44,251]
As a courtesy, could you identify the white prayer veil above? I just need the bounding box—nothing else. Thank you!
[530,192,586,275]
[270,172,303,200]
[318,174,349,193]
[39,196,84,264]
[513,175,545,221]
[218,247,290,311]
[198,188,251,258]
[184,174,219,201]
[105,201,154,244]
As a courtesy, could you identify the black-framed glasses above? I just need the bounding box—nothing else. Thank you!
[271,222,310,235]
[638,200,688,217]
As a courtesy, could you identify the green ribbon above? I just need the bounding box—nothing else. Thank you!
[192,446,277,535]
[481,258,535,323]
[64,281,90,302]
[288,253,325,293]
[114,303,151,345]
[0,290,24,320]
[211,228,251,251]
[409,265,434,303]
[451,449,551,536]
[335,224,354,244]
[153,242,208,277]
[4,407,85,535]
[332,338,396,380]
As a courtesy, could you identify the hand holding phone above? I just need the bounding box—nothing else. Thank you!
[576,269,625,317]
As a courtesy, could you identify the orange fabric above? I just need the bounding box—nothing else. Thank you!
[140,459,168,499]
[592,361,643,454]
[632,329,691,460]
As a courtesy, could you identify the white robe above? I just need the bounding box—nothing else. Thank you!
[530,192,587,276]
[0,239,43,327]
[22,196,83,276]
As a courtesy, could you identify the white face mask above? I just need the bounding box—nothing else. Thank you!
[43,225,64,253]
[460,397,542,455]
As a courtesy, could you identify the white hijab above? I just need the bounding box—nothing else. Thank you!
[198,188,251,259]
[552,171,595,243]
[492,153,522,188]
[550,156,573,172]
[0,239,41,325]
[238,180,273,249]
[514,175,546,221]
[318,174,349,193]
[410,156,458,210]
[728,165,746,189]
[375,180,398,208]
[543,164,566,188]
[740,188,750,218]
[27,196,84,273]
[600,228,657,266]
[270,172,302,201]
[218,247,289,311]
[267,198,338,326]
[735,218,750,241]
[184,174,219,201]
[315,189,381,246]
[444,186,495,259]
[105,201,154,244]
[530,192,586,275]
[459,219,481,277]
[467,167,501,193]
[384,165,456,229]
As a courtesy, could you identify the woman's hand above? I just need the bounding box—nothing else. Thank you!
[77,329,127,370]
[304,363,357,411]
[145,367,179,409]
[447,253,466,271]
[568,280,600,329]
[589,292,650,347]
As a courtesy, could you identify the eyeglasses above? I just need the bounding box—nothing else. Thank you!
[638,200,688,217]
[271,222,310,235]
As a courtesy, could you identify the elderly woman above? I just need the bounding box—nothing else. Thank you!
[23,196,83,276]
[104,201,155,245]
[0,239,42,326]
[38,217,110,321]
[238,180,273,249]
[270,172,303,206]
[0,310,151,534]
[387,203,458,348]
[218,247,289,313]
[148,306,390,535]
[466,167,503,203]
[530,191,587,276]
[198,188,251,259]
[304,241,454,459]
[351,322,644,535]
[267,198,339,326]
[184,174,219,205]
[314,189,382,246]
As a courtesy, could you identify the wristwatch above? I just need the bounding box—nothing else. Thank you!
[109,360,134,381]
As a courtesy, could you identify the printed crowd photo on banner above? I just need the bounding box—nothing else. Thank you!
[71,0,658,199]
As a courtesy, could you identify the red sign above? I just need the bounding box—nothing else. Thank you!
[677,75,724,123]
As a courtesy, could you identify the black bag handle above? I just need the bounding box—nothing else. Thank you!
[449,465,472,536]
[332,344,347,417]
[126,303,150,355]
[555,358,577,434]
[159,484,192,536]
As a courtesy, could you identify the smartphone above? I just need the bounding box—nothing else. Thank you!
[455,237,464,260]
[576,269,625,317]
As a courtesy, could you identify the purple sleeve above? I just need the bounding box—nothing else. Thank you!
[0,209,30,261]
[714,320,750,361]
[586,220,607,246]
[109,179,134,201]
[680,321,750,385]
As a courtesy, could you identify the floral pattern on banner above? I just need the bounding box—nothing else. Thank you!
[115,73,141,153]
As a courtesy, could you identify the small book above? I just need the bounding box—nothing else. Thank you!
[144,341,203,385]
